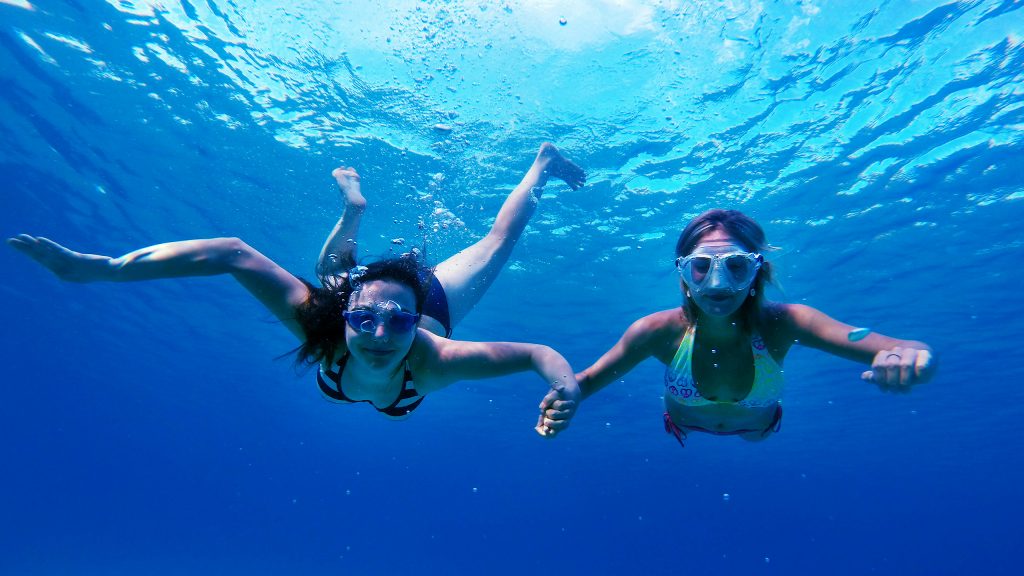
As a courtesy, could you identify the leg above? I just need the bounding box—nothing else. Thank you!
[316,167,366,279]
[432,143,584,329]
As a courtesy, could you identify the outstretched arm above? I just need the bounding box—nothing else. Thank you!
[316,166,366,279]
[575,313,666,399]
[416,335,580,437]
[539,313,670,431]
[7,235,310,339]
[780,303,936,391]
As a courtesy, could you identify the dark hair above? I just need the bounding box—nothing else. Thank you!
[292,254,432,367]
[674,209,775,330]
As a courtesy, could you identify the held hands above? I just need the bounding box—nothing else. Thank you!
[861,347,935,392]
[535,381,581,438]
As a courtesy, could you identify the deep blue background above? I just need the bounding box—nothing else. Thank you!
[2,1,1023,574]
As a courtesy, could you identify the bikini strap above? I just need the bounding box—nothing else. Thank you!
[318,354,352,401]
[761,402,783,436]
[663,412,687,448]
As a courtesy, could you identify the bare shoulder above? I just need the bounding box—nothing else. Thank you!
[407,328,444,367]
[634,308,687,333]
[628,308,688,363]
[405,329,449,392]
[760,301,825,328]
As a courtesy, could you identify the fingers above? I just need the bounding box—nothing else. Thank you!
[535,401,569,436]
[6,237,30,252]
[535,413,552,438]
[542,416,571,431]
[7,234,34,243]
[7,235,52,260]
[11,235,61,252]
[542,400,576,419]
[543,399,574,411]
[36,236,64,252]
[861,373,909,394]
[543,410,574,422]
[13,236,61,260]
[536,414,571,437]
[537,389,558,411]
[864,347,930,391]
[536,391,577,438]
[914,350,935,384]
[899,358,913,387]
[7,234,39,251]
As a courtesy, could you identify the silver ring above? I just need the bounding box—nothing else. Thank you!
[886,353,901,361]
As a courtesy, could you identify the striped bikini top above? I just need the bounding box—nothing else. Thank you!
[664,325,784,408]
[317,354,425,418]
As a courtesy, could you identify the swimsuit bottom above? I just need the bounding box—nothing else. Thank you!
[663,403,783,448]
[422,272,452,338]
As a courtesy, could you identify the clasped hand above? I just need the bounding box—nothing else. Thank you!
[535,384,580,438]
[861,346,935,391]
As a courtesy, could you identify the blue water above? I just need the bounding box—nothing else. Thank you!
[2,1,1023,574]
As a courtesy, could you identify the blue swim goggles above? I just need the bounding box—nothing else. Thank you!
[675,252,762,294]
[343,302,421,334]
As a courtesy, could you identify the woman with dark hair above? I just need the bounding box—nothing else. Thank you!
[540,209,936,446]
[9,143,585,436]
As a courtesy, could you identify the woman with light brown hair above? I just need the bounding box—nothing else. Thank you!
[540,209,936,446]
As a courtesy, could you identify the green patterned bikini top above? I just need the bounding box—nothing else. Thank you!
[664,325,784,408]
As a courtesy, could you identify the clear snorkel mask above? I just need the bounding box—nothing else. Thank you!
[343,299,421,334]
[675,251,763,296]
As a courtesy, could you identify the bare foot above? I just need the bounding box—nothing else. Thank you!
[6,234,110,282]
[332,166,366,210]
[536,142,586,190]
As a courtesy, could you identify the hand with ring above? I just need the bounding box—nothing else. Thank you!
[861,346,936,391]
